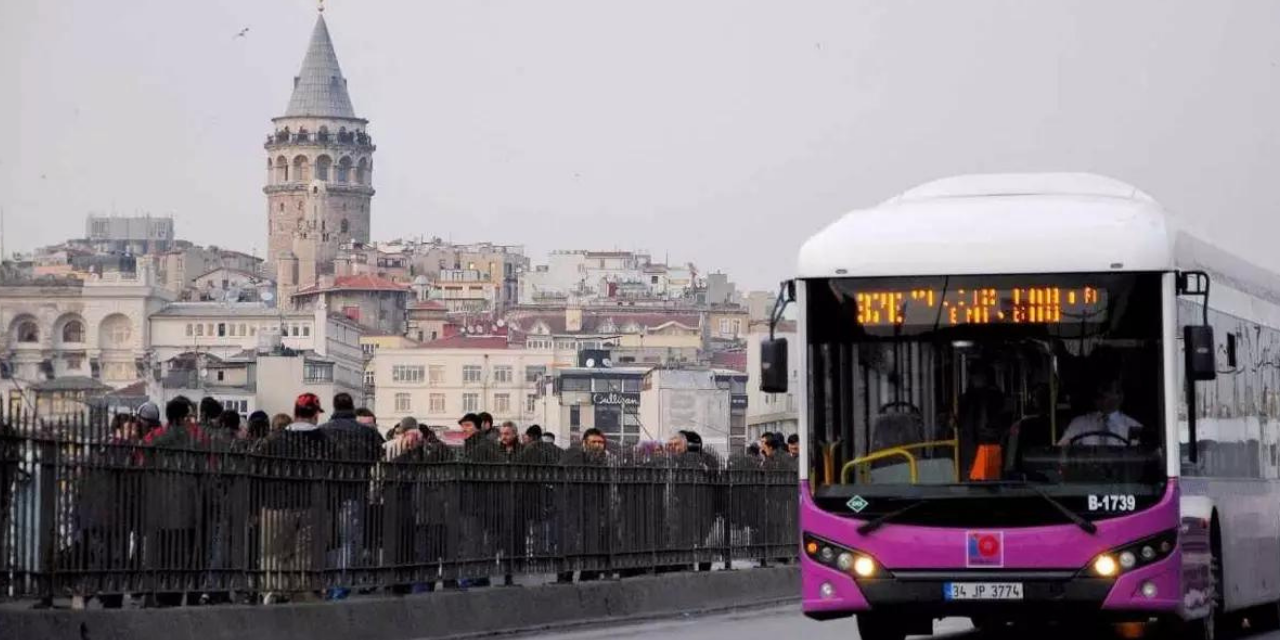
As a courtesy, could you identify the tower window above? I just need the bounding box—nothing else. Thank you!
[340,219,349,234]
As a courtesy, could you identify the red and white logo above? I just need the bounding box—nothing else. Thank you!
[966,531,1004,567]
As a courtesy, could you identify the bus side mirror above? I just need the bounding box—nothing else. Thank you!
[1185,325,1216,381]
[760,338,788,393]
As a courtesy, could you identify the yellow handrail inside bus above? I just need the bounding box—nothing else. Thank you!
[894,439,960,482]
[841,448,918,484]
[838,439,960,484]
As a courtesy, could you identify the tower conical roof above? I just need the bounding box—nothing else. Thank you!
[283,14,357,119]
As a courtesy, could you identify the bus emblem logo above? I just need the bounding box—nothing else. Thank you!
[966,531,1004,567]
[847,495,869,513]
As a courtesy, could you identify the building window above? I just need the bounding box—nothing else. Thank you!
[463,393,479,413]
[216,370,225,382]
[463,365,482,384]
[66,356,83,371]
[186,324,194,337]
[291,325,300,337]
[525,365,546,383]
[196,324,205,337]
[302,324,311,337]
[206,323,214,337]
[526,394,537,413]
[395,393,412,413]
[392,365,425,384]
[494,365,513,384]
[62,320,85,344]
[494,394,510,414]
[16,320,39,343]
[304,362,334,383]
[239,324,247,336]
[429,393,446,414]
[364,370,375,387]
[428,365,445,386]
[218,323,227,337]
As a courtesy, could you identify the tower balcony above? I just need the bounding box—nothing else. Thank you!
[264,130,375,151]
[264,182,376,196]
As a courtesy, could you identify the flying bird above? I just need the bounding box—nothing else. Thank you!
[234,27,250,38]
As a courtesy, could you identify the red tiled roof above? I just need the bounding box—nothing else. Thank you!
[418,335,510,350]
[295,274,410,295]
[711,350,748,372]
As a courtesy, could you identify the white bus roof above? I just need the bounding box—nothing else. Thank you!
[797,172,1280,304]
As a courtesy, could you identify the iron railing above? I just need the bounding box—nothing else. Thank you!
[0,413,798,603]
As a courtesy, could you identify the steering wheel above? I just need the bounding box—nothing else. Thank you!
[1066,430,1130,446]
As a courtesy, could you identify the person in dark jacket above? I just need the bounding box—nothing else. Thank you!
[319,390,383,592]
[143,397,207,607]
[560,429,612,582]
[522,424,542,445]
[198,397,224,429]
[256,393,328,603]
[498,422,521,459]
[245,411,271,441]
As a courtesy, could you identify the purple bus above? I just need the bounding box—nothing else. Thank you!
[763,174,1280,639]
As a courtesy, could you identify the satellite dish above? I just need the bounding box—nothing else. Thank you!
[262,291,275,302]
[603,358,612,368]
[585,358,596,368]
[496,319,506,327]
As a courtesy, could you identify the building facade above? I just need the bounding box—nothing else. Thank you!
[266,11,375,296]
[0,270,173,418]
[372,336,554,432]
[85,214,175,254]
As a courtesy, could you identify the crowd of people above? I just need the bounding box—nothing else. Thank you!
[4,391,799,609]
[103,392,801,473]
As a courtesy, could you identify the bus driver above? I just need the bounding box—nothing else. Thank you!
[1057,378,1142,446]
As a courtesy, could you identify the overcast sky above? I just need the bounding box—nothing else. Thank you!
[3,0,1279,290]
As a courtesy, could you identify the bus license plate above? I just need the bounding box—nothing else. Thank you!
[943,582,1023,600]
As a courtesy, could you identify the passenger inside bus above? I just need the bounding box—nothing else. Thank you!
[1057,378,1142,447]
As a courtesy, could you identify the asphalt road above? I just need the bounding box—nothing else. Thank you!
[522,605,1280,640]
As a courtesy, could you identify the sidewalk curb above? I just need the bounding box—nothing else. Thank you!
[0,567,800,640]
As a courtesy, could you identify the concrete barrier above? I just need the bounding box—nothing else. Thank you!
[0,568,800,640]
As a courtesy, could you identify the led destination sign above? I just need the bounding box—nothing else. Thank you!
[854,286,1107,327]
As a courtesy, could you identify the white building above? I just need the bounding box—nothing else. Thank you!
[371,336,555,433]
[148,301,365,412]
[0,270,174,418]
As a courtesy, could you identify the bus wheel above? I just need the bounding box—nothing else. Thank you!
[856,613,907,640]
[1177,550,1222,640]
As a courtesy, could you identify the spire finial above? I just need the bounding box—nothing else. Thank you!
[318,0,325,13]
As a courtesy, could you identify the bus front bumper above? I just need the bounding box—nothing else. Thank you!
[803,554,1181,620]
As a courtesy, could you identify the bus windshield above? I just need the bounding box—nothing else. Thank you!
[806,272,1167,526]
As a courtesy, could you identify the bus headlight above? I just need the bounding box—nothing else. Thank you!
[1093,554,1119,577]
[1086,530,1178,578]
[853,556,878,578]
[837,552,854,571]
[804,533,888,580]
[1119,551,1137,570]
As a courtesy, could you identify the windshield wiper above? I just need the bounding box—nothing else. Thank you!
[857,499,931,535]
[1015,482,1097,534]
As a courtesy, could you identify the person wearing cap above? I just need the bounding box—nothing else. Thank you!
[256,393,329,604]
[135,401,163,438]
